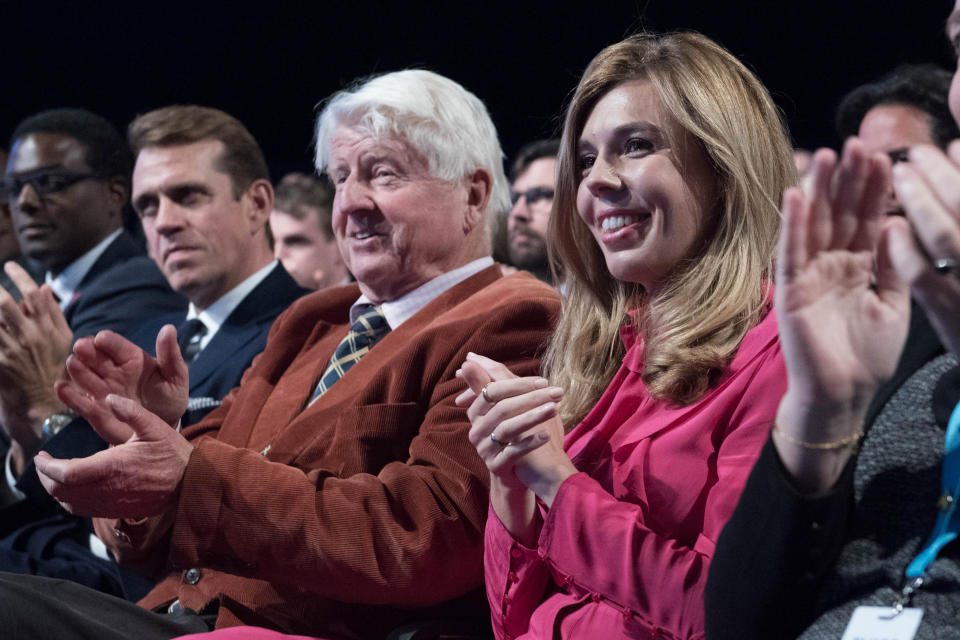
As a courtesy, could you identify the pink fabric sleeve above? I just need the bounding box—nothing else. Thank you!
[483,504,551,640]
[172,628,321,640]
[539,421,771,638]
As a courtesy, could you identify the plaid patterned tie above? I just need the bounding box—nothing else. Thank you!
[308,305,390,406]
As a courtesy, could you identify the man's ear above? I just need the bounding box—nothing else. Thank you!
[242,179,274,233]
[106,177,130,217]
[463,167,492,234]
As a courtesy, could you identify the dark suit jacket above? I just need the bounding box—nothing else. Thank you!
[63,231,188,340]
[0,231,186,596]
[127,262,308,426]
[1,263,305,599]
[97,266,560,639]
[704,306,948,640]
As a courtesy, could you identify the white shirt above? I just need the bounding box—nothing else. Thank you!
[350,257,495,329]
[46,228,123,310]
[184,260,278,351]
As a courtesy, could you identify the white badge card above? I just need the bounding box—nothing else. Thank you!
[840,606,924,640]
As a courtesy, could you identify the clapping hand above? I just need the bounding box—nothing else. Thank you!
[888,143,960,358]
[55,325,189,444]
[0,262,74,471]
[457,353,574,503]
[34,393,193,518]
[774,139,910,491]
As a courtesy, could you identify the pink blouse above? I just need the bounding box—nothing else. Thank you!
[484,309,786,640]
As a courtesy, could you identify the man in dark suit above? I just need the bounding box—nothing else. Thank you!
[0,69,561,640]
[0,107,304,597]
[0,108,186,475]
[123,105,307,426]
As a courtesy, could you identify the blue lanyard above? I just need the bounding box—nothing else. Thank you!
[905,399,960,579]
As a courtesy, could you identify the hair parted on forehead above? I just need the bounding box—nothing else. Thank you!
[313,69,511,219]
[545,31,795,423]
[128,105,269,199]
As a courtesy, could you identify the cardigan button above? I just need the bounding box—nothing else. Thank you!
[510,546,522,559]
[183,568,201,585]
[507,571,519,584]
[591,592,602,603]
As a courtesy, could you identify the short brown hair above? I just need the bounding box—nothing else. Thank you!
[128,105,269,199]
[274,176,335,240]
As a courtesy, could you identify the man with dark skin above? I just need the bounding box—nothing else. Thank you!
[0,109,185,479]
[0,147,42,302]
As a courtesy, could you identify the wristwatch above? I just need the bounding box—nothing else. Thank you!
[40,410,76,443]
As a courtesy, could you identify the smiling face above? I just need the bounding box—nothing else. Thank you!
[327,126,484,303]
[575,80,716,293]
[132,140,271,309]
[6,133,122,274]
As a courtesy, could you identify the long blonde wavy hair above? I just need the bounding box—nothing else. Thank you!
[543,32,795,427]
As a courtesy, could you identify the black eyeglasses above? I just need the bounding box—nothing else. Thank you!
[509,186,554,206]
[0,169,104,204]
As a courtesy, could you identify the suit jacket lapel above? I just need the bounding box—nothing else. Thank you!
[63,233,139,317]
[188,264,303,391]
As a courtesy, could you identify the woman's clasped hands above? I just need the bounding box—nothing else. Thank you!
[456,353,576,541]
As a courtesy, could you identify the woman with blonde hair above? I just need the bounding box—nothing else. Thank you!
[457,31,795,638]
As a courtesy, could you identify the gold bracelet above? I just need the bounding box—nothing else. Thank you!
[772,422,863,450]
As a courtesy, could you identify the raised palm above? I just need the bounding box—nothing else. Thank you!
[60,326,188,442]
[776,142,910,416]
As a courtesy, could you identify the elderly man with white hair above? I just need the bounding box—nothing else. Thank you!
[0,70,560,640]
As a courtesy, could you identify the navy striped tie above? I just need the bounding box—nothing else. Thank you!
[177,318,208,364]
[308,305,389,406]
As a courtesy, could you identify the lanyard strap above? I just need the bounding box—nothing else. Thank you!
[905,399,960,579]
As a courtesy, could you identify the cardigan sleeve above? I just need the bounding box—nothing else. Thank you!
[90,310,283,573]
[160,296,556,606]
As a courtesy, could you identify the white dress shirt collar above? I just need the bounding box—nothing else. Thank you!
[350,257,494,328]
[185,260,278,351]
[45,228,123,310]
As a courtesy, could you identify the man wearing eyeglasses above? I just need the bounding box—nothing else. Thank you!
[0,147,43,302]
[0,109,185,585]
[506,138,559,285]
[2,108,186,339]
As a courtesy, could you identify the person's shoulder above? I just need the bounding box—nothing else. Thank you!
[231,263,311,323]
[268,281,361,330]
[84,233,167,291]
[464,268,560,310]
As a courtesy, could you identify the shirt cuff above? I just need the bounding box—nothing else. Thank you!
[1,447,26,504]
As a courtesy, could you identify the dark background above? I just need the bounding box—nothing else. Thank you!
[2,0,956,177]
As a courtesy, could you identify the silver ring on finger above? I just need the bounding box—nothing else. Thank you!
[490,432,510,448]
[934,257,957,275]
[482,384,495,404]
